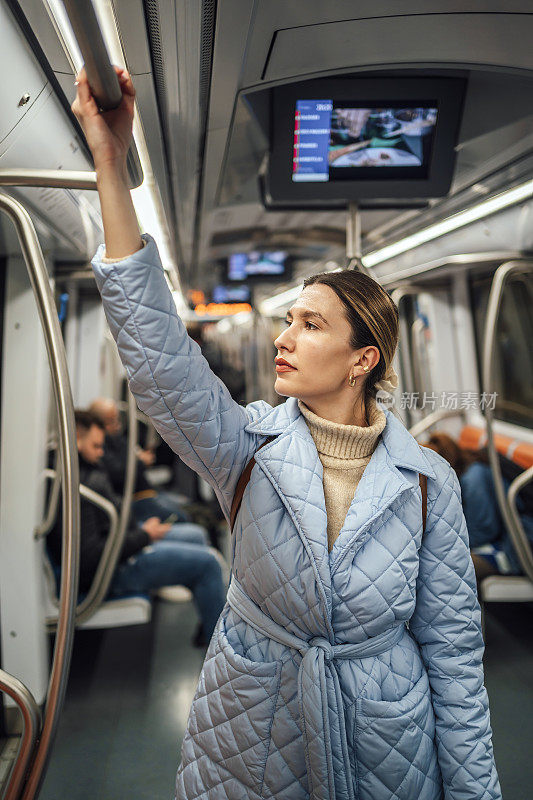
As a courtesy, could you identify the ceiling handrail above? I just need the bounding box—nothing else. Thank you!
[0,191,80,800]
[60,0,143,187]
[0,169,97,190]
[483,260,533,583]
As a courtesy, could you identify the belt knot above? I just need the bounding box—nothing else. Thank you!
[309,636,334,662]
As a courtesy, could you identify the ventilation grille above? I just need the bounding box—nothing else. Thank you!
[199,0,217,117]
[143,0,167,116]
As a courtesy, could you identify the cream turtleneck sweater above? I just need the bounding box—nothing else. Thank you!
[298,397,387,552]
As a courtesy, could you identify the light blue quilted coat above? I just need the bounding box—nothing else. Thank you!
[92,235,502,800]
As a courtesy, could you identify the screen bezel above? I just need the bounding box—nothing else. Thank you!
[266,77,466,205]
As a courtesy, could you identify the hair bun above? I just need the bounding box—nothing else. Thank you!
[374,364,399,394]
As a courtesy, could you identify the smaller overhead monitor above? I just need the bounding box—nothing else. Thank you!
[265,76,466,206]
[227,251,290,282]
[212,284,251,303]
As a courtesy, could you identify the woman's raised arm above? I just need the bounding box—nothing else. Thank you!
[73,68,265,516]
[71,66,142,259]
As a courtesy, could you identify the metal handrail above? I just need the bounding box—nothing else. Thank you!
[42,470,119,622]
[0,192,80,800]
[0,670,41,800]
[116,401,160,450]
[410,317,426,398]
[0,169,97,190]
[75,390,138,625]
[483,260,533,583]
[379,251,526,288]
[409,409,467,440]
[42,391,138,626]
[35,449,62,540]
[507,467,533,576]
[60,0,143,187]
[391,286,424,424]
[62,0,121,111]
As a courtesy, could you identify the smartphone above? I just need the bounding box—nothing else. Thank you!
[163,513,178,525]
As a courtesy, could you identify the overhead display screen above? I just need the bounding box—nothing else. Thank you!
[212,285,251,303]
[292,101,438,182]
[262,76,466,204]
[228,251,288,281]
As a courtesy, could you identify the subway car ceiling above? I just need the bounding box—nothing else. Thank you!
[2,0,533,302]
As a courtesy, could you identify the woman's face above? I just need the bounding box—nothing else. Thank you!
[273,284,376,404]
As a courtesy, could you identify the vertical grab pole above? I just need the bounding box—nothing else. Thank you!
[346,202,362,268]
[0,191,80,800]
[346,203,374,276]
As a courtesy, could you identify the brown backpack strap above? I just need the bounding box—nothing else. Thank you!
[230,438,274,531]
[419,473,428,533]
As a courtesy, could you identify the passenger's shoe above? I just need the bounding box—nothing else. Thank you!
[155,585,193,602]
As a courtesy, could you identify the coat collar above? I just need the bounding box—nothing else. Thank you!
[246,397,436,480]
[245,398,437,606]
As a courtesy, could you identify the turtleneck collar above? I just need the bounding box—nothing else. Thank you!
[298,397,387,460]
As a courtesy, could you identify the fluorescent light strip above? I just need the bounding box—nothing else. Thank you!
[260,179,533,313]
[259,284,303,315]
[362,179,533,268]
[45,0,182,294]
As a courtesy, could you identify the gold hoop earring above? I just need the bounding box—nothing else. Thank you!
[348,374,356,387]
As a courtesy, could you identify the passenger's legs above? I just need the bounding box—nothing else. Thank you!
[164,523,209,546]
[131,493,190,525]
[110,541,226,639]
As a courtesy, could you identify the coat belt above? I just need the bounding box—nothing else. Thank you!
[226,579,406,800]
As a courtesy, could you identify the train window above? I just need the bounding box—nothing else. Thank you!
[470,272,533,429]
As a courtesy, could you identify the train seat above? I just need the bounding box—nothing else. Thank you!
[458,425,533,605]
[458,425,533,469]
[43,552,152,630]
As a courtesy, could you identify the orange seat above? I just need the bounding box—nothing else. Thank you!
[458,425,533,470]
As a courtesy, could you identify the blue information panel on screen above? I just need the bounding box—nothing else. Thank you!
[292,100,333,182]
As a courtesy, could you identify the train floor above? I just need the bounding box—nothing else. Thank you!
[37,599,532,800]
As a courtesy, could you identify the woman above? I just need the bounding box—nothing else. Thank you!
[424,432,533,581]
[73,68,501,800]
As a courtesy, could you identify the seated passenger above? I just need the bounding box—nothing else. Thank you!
[48,410,226,646]
[423,432,533,581]
[89,397,190,526]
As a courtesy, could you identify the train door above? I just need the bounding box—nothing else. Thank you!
[393,281,466,435]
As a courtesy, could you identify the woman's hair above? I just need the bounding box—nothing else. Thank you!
[423,432,485,477]
[303,270,399,409]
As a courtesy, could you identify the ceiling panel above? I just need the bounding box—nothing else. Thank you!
[264,14,533,81]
